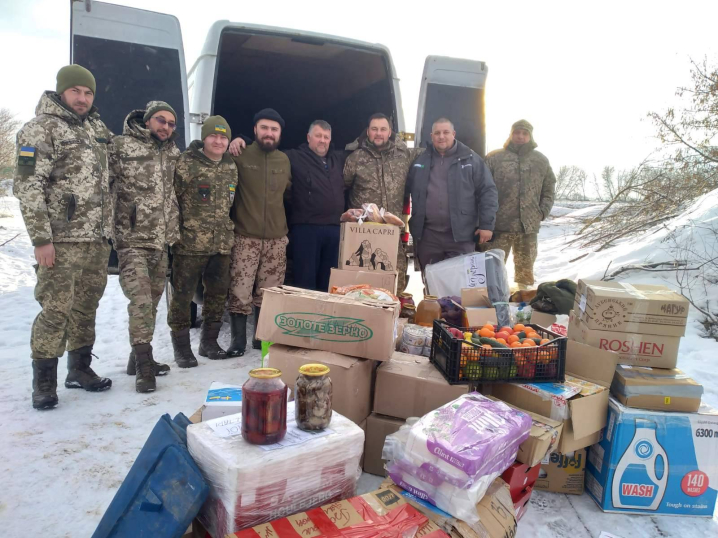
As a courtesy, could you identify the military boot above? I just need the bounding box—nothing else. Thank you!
[134,343,156,393]
[252,307,262,350]
[126,349,171,376]
[226,314,247,358]
[65,346,112,392]
[198,322,228,360]
[32,358,59,410]
[172,328,198,368]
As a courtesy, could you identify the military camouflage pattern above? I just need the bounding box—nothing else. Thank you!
[109,109,180,250]
[490,232,538,286]
[168,253,231,331]
[117,247,168,345]
[31,241,111,358]
[174,141,238,255]
[229,234,288,315]
[13,91,113,246]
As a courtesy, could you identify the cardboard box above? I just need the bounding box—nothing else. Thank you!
[188,406,204,424]
[513,486,533,521]
[586,398,718,516]
[339,221,401,272]
[267,344,373,425]
[364,413,405,476]
[373,353,469,420]
[491,339,618,453]
[574,280,689,337]
[531,310,558,328]
[358,418,367,468]
[501,461,541,500]
[569,310,680,368]
[257,286,399,361]
[461,287,497,327]
[328,267,398,294]
[610,365,703,413]
[395,317,408,351]
[201,382,243,421]
[535,450,587,495]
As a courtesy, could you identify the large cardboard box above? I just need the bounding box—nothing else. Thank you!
[364,413,405,476]
[339,222,401,272]
[461,287,497,326]
[611,365,703,413]
[574,280,689,337]
[257,286,399,361]
[373,353,469,420]
[267,344,374,425]
[569,310,680,368]
[328,268,398,294]
[491,339,618,453]
[535,450,587,495]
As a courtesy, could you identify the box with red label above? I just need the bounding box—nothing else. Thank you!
[501,461,540,501]
[513,485,533,521]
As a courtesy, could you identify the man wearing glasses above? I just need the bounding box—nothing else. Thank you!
[109,100,181,393]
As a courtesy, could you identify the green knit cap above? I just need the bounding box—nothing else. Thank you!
[143,100,177,123]
[511,119,534,134]
[202,115,231,141]
[56,65,96,94]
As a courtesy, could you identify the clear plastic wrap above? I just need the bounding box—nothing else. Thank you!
[187,403,364,538]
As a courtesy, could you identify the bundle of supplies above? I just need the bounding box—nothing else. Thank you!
[399,324,432,357]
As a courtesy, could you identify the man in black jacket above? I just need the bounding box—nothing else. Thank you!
[405,118,498,271]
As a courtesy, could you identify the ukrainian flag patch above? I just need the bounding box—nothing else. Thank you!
[215,125,227,133]
[18,146,36,166]
[229,184,236,192]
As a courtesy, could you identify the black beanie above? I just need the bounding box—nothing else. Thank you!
[253,108,285,129]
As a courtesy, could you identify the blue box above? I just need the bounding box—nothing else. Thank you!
[586,397,718,517]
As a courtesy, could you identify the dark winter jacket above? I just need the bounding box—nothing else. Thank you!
[405,140,498,243]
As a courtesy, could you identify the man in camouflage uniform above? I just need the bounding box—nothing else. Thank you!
[168,116,237,364]
[109,100,181,393]
[343,113,424,292]
[483,120,556,289]
[13,65,113,410]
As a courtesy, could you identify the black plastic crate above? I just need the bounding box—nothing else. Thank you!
[430,319,567,385]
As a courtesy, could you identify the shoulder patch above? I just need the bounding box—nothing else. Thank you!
[18,146,36,166]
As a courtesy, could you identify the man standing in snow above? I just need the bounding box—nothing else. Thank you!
[483,120,556,290]
[109,100,181,393]
[13,65,113,410]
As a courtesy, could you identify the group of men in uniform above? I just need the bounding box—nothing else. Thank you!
[14,64,556,410]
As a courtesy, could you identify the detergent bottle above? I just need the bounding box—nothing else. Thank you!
[611,419,668,510]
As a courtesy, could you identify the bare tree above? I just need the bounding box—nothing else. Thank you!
[0,109,20,197]
[555,165,588,200]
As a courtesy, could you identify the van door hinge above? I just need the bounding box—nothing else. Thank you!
[190,113,209,124]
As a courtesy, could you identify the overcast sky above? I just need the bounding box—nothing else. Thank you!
[1,0,717,182]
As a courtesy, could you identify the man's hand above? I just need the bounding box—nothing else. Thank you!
[228,137,246,157]
[35,243,56,268]
[475,229,493,244]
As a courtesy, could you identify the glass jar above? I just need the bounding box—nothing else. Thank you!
[242,368,288,445]
[295,364,333,431]
[400,303,417,322]
[415,295,442,327]
[398,292,415,309]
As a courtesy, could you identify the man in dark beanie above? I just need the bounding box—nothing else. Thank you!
[226,109,291,356]
[13,64,113,409]
[109,100,181,393]
[168,116,238,365]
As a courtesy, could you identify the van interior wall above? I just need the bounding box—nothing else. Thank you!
[213,32,395,150]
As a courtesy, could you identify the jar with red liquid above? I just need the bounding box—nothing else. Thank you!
[241,368,288,445]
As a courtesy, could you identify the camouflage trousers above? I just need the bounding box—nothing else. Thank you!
[31,241,111,359]
[229,234,288,315]
[118,247,168,346]
[168,253,231,331]
[489,232,538,286]
[396,242,408,294]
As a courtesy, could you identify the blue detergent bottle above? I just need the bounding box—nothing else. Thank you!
[612,418,668,510]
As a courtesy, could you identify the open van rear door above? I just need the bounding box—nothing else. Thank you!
[415,56,488,157]
[71,0,189,149]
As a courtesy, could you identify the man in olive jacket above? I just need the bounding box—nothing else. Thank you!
[484,120,556,289]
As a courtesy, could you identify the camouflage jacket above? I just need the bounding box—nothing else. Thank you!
[485,139,556,234]
[344,135,424,216]
[109,109,181,250]
[13,91,113,246]
[174,141,238,255]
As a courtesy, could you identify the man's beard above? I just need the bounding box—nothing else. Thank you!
[258,137,279,152]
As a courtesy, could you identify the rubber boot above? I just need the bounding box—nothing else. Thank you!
[126,349,171,376]
[226,314,247,357]
[134,343,156,393]
[171,328,198,368]
[198,322,228,360]
[65,346,112,392]
[32,358,59,410]
[252,307,262,350]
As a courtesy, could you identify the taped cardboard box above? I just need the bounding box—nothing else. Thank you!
[373,353,469,420]
[611,365,703,413]
[257,286,399,361]
[491,339,618,453]
[328,268,398,294]
[574,280,689,337]
[535,449,586,495]
[461,287,497,327]
[364,413,405,476]
[339,222,401,272]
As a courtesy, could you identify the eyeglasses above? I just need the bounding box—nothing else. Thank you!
[151,116,176,129]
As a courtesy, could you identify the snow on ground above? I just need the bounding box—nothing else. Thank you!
[1,193,717,537]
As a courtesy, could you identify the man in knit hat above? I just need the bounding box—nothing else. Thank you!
[168,116,238,364]
[109,100,181,393]
[482,120,556,290]
[14,64,113,409]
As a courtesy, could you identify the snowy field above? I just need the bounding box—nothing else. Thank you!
[1,193,717,537]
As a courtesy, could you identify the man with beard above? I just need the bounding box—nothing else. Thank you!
[226,109,291,356]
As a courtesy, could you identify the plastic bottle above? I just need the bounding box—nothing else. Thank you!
[415,295,442,327]
[241,368,288,445]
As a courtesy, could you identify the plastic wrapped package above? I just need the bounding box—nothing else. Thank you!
[187,404,364,538]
